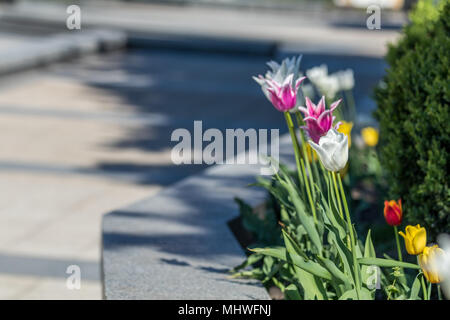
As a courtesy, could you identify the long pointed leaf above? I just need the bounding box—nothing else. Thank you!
[250,247,332,280]
[358,257,420,269]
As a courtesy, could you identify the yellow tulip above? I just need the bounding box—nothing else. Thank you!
[338,121,353,147]
[305,143,318,162]
[419,245,445,283]
[361,127,379,147]
[398,224,427,255]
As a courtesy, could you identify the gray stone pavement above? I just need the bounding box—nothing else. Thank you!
[102,133,298,299]
[0,27,126,75]
[0,1,402,299]
[0,50,283,299]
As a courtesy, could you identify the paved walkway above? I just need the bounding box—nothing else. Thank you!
[0,49,282,299]
[0,58,160,299]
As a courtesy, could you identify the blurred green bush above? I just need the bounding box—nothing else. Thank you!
[374,0,449,240]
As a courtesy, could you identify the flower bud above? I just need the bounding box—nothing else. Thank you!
[384,199,403,226]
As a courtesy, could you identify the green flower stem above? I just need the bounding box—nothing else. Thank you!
[293,113,308,200]
[332,171,350,249]
[295,113,318,199]
[421,276,428,300]
[337,172,361,300]
[393,226,403,262]
[284,112,317,224]
[331,171,344,220]
[284,112,302,182]
[387,278,397,300]
[310,156,322,190]
[299,135,317,204]
[417,256,429,300]
[301,159,317,224]
[326,171,333,210]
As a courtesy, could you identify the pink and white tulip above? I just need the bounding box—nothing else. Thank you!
[254,55,306,112]
[299,96,342,143]
[262,74,306,112]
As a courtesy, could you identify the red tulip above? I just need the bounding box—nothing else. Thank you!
[384,199,403,226]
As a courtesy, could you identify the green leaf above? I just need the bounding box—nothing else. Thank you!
[230,253,263,273]
[317,256,351,288]
[230,268,264,279]
[281,228,308,260]
[284,284,302,300]
[361,230,377,298]
[262,256,274,275]
[292,265,327,300]
[358,257,420,269]
[339,288,373,300]
[325,223,355,284]
[427,281,432,300]
[409,274,421,300]
[250,247,332,281]
[363,230,376,258]
[262,260,282,284]
[251,178,293,211]
[320,182,347,239]
[280,179,323,252]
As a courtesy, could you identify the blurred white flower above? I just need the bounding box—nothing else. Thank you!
[437,234,450,299]
[307,65,350,100]
[334,69,355,91]
[308,128,348,172]
[306,64,328,85]
[316,75,340,100]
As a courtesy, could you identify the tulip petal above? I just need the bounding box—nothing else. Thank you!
[308,140,333,170]
[316,96,326,114]
[413,228,427,255]
[295,76,307,90]
[305,96,316,115]
[329,98,342,112]
[298,106,309,116]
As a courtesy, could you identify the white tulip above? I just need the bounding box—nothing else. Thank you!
[306,64,328,84]
[437,234,450,299]
[334,69,355,91]
[316,75,340,100]
[308,129,348,172]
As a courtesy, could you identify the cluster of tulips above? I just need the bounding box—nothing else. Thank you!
[385,200,446,285]
[233,56,447,300]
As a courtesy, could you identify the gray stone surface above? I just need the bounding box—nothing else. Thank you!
[0,29,126,76]
[102,134,294,299]
[1,1,403,57]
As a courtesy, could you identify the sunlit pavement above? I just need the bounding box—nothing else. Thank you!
[0,50,280,299]
[0,59,160,299]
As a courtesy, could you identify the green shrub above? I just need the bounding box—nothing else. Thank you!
[374,0,450,240]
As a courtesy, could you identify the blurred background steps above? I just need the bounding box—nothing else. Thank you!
[0,29,126,76]
[0,0,406,58]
